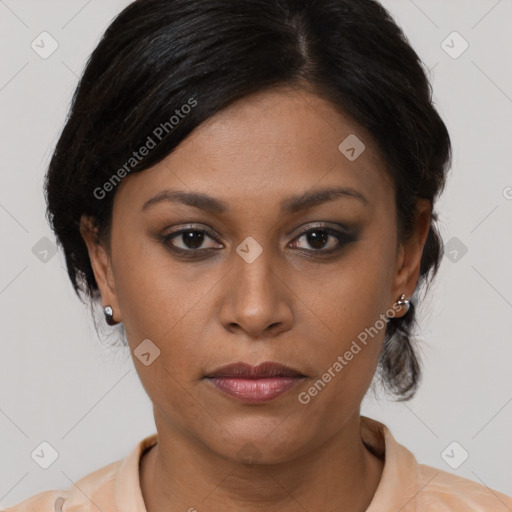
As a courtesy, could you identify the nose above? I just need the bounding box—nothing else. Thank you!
[219,242,294,339]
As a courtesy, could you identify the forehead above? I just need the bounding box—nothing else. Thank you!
[114,86,393,213]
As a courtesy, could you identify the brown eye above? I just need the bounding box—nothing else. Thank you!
[176,230,207,250]
[289,226,352,253]
[163,226,222,253]
[300,230,331,250]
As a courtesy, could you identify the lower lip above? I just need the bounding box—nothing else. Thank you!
[205,376,304,404]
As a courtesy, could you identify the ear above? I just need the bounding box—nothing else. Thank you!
[390,199,432,308]
[79,215,121,323]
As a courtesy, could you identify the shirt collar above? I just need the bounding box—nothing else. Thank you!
[361,415,419,511]
[114,415,419,512]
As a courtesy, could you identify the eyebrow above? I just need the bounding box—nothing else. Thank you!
[141,186,368,215]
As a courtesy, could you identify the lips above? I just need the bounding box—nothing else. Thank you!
[204,361,306,404]
[205,361,305,379]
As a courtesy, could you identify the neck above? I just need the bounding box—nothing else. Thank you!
[140,411,384,512]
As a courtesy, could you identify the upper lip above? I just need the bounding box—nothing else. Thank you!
[205,361,306,379]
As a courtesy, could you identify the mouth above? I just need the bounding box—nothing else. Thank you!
[204,361,306,404]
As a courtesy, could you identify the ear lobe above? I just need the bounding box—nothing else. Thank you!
[79,215,119,313]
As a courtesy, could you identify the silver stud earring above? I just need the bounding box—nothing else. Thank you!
[396,293,411,314]
[386,293,411,320]
[104,305,117,326]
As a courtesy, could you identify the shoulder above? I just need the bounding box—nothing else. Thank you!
[413,462,512,511]
[4,490,64,512]
[4,433,157,512]
[4,460,121,512]
[361,416,512,511]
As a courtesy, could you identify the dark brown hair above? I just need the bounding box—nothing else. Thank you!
[44,0,452,401]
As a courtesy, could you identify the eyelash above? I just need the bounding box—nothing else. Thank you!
[161,223,355,258]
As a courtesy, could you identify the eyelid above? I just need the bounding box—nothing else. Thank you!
[165,223,220,241]
[161,222,355,259]
[292,221,350,237]
[163,221,350,242]
[289,223,354,253]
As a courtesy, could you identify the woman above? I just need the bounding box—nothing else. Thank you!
[7,0,512,510]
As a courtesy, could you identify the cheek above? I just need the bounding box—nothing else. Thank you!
[110,229,186,337]
[297,240,394,339]
[291,235,395,390]
[296,279,388,422]
[111,234,220,377]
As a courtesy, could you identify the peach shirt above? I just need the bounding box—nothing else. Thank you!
[6,415,512,511]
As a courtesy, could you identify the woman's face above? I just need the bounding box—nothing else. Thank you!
[82,86,430,463]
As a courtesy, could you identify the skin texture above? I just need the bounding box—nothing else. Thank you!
[81,85,431,512]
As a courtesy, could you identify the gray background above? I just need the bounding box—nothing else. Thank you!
[1,0,511,507]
